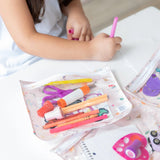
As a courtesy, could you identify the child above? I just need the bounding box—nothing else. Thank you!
[0,0,122,76]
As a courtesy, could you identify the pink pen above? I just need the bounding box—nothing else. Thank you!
[110,17,118,38]
[50,114,108,134]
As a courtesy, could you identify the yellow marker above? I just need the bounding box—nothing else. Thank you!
[46,78,93,85]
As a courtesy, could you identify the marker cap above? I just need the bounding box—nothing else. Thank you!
[57,85,90,108]
[57,98,67,108]
[80,85,90,95]
[37,101,54,117]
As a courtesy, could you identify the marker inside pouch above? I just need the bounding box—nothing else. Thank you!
[37,101,54,117]
[57,85,90,108]
[46,78,93,86]
[44,107,64,121]
[45,95,108,121]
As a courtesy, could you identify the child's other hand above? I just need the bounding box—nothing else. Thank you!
[89,33,122,61]
[66,13,93,41]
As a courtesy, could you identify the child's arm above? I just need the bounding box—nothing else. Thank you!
[60,0,93,41]
[0,0,122,61]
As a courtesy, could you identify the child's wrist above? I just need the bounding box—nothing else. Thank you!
[62,0,85,17]
[77,41,93,60]
[67,6,85,18]
[87,41,95,60]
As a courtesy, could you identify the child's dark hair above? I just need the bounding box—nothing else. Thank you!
[26,0,45,24]
[26,0,73,24]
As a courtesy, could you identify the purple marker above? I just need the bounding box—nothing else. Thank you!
[110,17,118,38]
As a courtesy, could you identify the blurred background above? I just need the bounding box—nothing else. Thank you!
[81,0,160,33]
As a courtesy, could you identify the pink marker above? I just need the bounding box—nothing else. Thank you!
[50,114,108,133]
[110,17,118,38]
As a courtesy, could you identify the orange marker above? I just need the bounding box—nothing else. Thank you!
[37,101,54,117]
[62,94,108,114]
[57,85,90,108]
[50,115,108,133]
[43,112,84,129]
[46,112,83,124]
[43,109,99,129]
[57,114,98,127]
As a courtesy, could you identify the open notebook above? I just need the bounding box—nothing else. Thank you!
[79,125,140,160]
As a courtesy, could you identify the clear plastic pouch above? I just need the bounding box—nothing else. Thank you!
[20,66,132,155]
[126,48,160,108]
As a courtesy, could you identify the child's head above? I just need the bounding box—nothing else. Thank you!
[26,0,45,24]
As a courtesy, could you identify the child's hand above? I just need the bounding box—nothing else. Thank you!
[89,33,122,61]
[66,13,93,41]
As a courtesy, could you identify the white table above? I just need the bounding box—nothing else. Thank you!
[0,7,160,160]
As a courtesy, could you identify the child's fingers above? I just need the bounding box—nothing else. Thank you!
[79,27,87,41]
[80,28,93,41]
[116,44,122,51]
[86,30,93,41]
[72,27,82,39]
[99,33,110,38]
[90,32,94,39]
[85,35,90,41]
[67,32,72,40]
[114,37,122,44]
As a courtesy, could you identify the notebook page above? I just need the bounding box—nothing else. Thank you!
[80,125,139,160]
